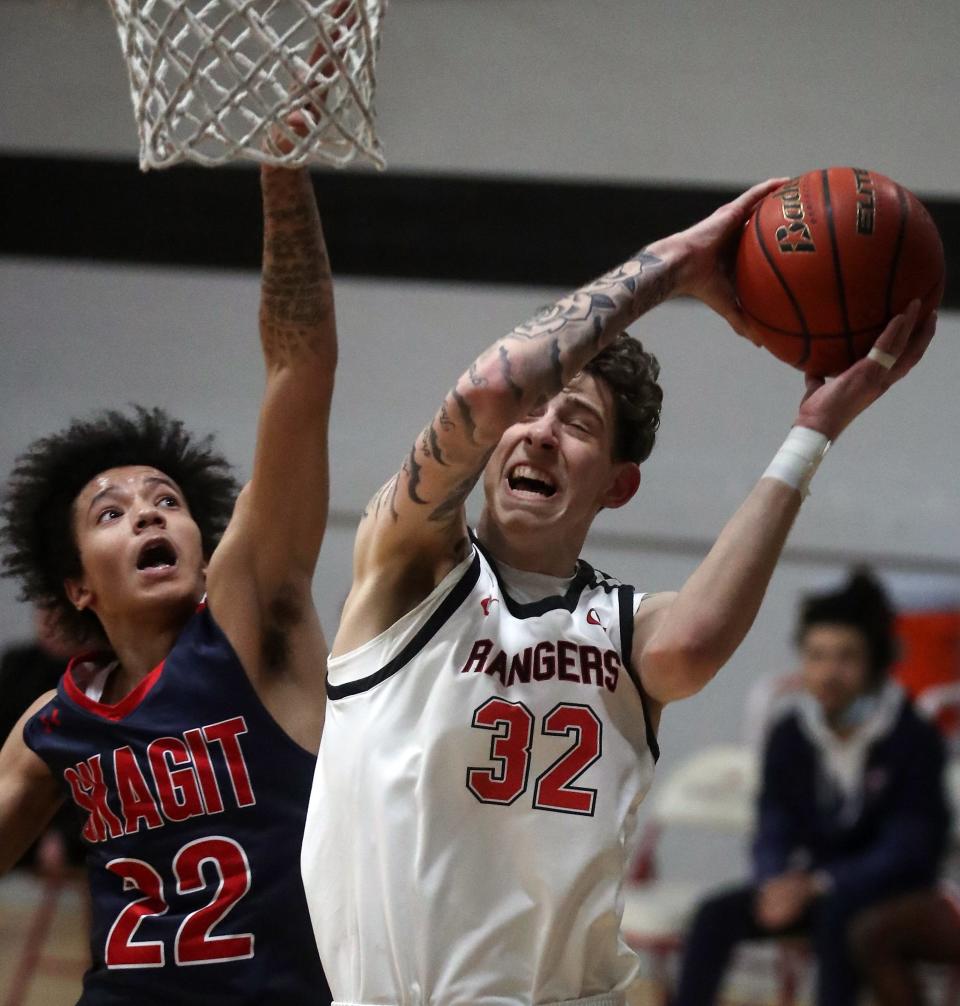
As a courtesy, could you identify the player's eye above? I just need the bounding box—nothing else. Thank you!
[96,507,122,524]
[157,494,179,508]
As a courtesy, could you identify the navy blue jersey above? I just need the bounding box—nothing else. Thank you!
[24,603,330,1006]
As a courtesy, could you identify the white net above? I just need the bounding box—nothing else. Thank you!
[107,0,388,170]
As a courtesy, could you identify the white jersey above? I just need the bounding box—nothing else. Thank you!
[302,540,659,1006]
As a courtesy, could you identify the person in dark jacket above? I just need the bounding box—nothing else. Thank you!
[673,569,951,1006]
[0,607,85,870]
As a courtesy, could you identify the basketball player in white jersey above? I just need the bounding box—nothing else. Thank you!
[302,178,936,1006]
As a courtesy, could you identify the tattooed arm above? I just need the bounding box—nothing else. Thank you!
[206,166,333,743]
[328,250,672,650]
[335,180,788,652]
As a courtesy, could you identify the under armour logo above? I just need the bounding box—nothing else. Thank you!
[39,708,61,734]
[586,609,605,629]
[480,596,499,616]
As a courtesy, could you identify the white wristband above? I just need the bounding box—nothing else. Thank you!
[763,427,831,497]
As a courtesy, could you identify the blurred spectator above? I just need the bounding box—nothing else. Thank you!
[0,606,85,870]
[672,569,951,1006]
[849,885,960,1004]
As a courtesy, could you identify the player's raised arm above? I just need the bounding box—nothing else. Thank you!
[348,179,789,624]
[633,302,937,709]
[206,162,335,685]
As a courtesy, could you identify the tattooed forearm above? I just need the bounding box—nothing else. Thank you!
[497,345,523,402]
[259,167,335,367]
[548,337,564,395]
[427,448,493,526]
[426,423,447,466]
[362,474,400,522]
[366,249,669,542]
[428,478,476,525]
[467,362,488,388]
[403,447,428,505]
[449,248,672,415]
[437,401,455,431]
[450,387,478,446]
[508,250,670,347]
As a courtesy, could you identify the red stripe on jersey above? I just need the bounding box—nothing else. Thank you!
[64,657,166,723]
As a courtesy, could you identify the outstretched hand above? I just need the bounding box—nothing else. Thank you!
[650,177,789,338]
[796,300,937,441]
[270,0,356,158]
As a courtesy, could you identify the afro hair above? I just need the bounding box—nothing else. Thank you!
[1,406,239,643]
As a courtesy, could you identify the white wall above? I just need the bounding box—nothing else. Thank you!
[1,0,959,193]
[2,0,959,889]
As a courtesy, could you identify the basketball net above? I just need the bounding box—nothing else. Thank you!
[106,0,388,170]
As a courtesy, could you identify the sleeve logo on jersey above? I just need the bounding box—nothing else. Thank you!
[39,707,62,733]
[460,638,620,693]
[62,716,256,843]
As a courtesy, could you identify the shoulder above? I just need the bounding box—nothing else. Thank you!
[9,689,58,762]
[20,689,59,723]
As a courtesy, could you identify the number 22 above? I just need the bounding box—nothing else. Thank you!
[105,836,254,968]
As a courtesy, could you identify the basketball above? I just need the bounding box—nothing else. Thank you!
[735,168,945,376]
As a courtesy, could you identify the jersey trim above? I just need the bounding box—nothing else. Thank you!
[63,655,165,723]
[326,552,483,700]
[618,585,660,762]
[472,535,617,618]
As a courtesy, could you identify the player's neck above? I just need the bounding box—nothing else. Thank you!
[475,512,582,578]
[98,602,195,691]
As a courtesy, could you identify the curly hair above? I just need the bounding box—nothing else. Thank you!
[584,334,663,464]
[1,406,239,643]
[796,567,897,684]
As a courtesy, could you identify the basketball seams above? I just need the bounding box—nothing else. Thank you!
[884,185,910,321]
[821,169,855,367]
[751,202,812,367]
[740,271,942,340]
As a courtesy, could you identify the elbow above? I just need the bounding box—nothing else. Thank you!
[640,631,730,703]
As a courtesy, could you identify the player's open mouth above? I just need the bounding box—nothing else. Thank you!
[507,464,557,499]
[136,538,179,572]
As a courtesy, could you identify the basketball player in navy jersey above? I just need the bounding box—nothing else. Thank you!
[301,179,938,1006]
[0,155,335,1003]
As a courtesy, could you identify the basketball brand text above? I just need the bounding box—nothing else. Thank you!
[460,639,621,692]
[776,178,817,253]
[63,716,256,843]
[853,168,876,235]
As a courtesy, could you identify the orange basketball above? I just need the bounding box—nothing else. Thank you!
[735,168,945,376]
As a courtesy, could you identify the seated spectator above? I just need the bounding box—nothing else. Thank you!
[849,885,960,1005]
[672,569,951,1006]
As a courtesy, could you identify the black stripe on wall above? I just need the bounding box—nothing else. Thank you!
[1,154,958,308]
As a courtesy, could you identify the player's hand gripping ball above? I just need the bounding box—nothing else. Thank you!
[734,168,945,376]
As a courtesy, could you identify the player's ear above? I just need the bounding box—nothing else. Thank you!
[64,576,93,612]
[601,461,641,510]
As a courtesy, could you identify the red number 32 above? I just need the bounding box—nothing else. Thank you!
[467,699,602,816]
